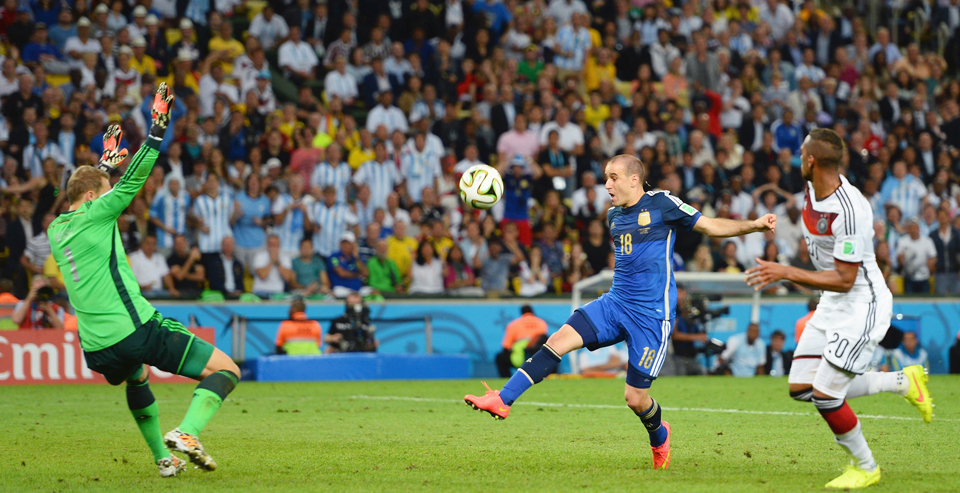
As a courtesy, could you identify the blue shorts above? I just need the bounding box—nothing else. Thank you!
[566,293,672,388]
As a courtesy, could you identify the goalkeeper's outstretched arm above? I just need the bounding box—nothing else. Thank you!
[90,83,175,219]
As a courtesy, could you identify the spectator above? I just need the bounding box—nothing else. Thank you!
[387,220,418,279]
[291,238,331,297]
[494,304,549,378]
[896,218,937,294]
[408,240,444,295]
[538,106,584,157]
[770,109,803,155]
[12,277,64,329]
[311,143,351,204]
[328,232,371,298]
[190,172,233,256]
[308,184,358,259]
[278,25,319,86]
[324,56,359,106]
[931,208,960,295]
[497,114,540,165]
[21,213,55,280]
[367,239,403,294]
[128,235,175,297]
[325,292,378,353]
[249,5,290,52]
[273,174,313,258]
[400,133,442,204]
[231,173,270,269]
[481,240,517,296]
[444,243,483,296]
[498,155,542,247]
[719,323,767,377]
[890,331,929,370]
[879,160,927,222]
[764,330,793,377]
[167,235,205,299]
[150,174,190,255]
[252,234,296,298]
[366,90,408,134]
[517,245,550,297]
[275,298,322,355]
[205,236,245,299]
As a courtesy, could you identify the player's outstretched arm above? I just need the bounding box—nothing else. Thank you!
[745,257,859,293]
[692,213,776,238]
[92,83,175,218]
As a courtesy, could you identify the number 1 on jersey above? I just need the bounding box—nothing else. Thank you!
[64,246,80,282]
[619,233,632,255]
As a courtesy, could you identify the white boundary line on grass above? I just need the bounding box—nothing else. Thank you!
[349,395,950,422]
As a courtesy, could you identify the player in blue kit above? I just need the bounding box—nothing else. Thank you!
[465,155,776,469]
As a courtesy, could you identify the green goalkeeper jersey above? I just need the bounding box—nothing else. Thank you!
[48,138,162,352]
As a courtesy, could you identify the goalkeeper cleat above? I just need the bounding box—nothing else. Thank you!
[97,124,128,172]
[157,455,187,478]
[164,428,217,471]
[151,82,175,129]
[902,365,933,423]
[651,421,671,470]
[824,464,881,489]
[464,381,510,420]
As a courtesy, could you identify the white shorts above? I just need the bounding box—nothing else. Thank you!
[791,293,892,376]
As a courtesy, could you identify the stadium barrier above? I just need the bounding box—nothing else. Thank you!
[0,328,215,386]
[155,298,960,377]
[249,353,471,382]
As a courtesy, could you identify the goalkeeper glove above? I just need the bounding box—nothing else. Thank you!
[97,124,128,173]
[149,82,175,139]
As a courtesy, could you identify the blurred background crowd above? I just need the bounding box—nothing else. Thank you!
[3,0,960,305]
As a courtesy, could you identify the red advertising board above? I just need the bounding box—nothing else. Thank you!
[0,329,215,385]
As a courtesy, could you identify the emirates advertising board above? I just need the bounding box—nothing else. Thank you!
[0,329,215,385]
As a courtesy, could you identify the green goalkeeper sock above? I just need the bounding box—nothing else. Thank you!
[127,380,169,462]
[178,370,239,436]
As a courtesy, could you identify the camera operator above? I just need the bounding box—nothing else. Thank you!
[666,284,709,376]
[12,277,64,329]
[325,292,379,353]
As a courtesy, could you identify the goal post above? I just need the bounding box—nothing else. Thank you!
[569,270,761,373]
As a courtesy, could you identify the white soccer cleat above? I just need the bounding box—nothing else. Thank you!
[157,455,187,477]
[164,428,217,471]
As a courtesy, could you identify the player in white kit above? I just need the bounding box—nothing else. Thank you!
[746,129,932,490]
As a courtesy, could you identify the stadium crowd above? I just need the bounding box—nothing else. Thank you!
[3,0,960,303]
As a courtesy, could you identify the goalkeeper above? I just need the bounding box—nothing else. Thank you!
[48,83,240,478]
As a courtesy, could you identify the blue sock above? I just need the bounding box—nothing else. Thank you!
[637,399,667,447]
[499,345,561,406]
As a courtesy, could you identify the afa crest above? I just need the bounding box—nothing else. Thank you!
[638,211,650,226]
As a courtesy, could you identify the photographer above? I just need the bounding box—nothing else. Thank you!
[12,277,64,329]
[664,285,727,376]
[325,292,378,353]
[666,285,708,376]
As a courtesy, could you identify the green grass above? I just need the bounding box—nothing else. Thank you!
[2,376,958,492]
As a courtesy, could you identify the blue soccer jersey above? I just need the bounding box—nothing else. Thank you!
[607,190,702,321]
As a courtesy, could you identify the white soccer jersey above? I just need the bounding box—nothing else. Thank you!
[793,175,894,376]
[800,175,890,304]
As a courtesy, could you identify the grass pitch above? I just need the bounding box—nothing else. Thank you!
[2,376,958,492]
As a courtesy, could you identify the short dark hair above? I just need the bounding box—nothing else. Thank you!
[807,296,819,312]
[771,330,785,340]
[607,154,645,183]
[805,128,845,169]
[521,305,534,315]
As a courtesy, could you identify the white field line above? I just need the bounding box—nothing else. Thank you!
[349,395,954,422]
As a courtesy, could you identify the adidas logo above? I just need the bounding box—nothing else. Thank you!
[525,358,532,364]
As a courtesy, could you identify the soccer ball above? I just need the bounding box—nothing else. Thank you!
[459,164,503,210]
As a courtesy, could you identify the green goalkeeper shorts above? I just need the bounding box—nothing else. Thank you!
[84,312,215,385]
